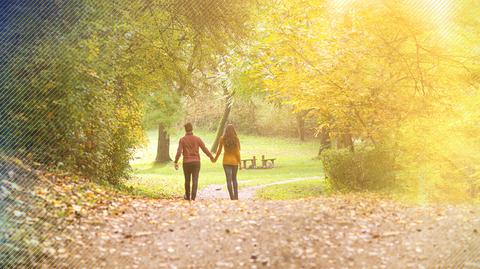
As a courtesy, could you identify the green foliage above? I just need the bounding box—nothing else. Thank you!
[0,0,86,162]
[142,89,184,132]
[321,147,396,192]
[0,1,144,184]
[1,0,255,184]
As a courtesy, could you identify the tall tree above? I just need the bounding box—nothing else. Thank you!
[130,0,255,163]
[211,83,235,153]
[254,0,452,147]
[251,0,480,199]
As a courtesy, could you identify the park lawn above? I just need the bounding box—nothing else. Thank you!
[129,129,324,198]
[255,179,326,200]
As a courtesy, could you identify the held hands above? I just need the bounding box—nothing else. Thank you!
[211,153,219,163]
[174,162,179,170]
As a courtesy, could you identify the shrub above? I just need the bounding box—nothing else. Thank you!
[1,1,144,185]
[321,146,396,192]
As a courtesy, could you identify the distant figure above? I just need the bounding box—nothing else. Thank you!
[214,124,241,200]
[175,123,215,201]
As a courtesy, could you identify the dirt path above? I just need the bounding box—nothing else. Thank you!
[66,196,480,269]
[197,176,323,200]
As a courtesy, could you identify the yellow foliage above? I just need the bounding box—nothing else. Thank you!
[252,0,480,202]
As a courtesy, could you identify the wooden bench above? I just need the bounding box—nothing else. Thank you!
[261,155,276,169]
[241,155,276,169]
[241,156,257,169]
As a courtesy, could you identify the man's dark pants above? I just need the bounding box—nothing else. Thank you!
[183,161,200,200]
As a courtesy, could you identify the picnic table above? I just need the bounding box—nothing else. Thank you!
[241,155,276,169]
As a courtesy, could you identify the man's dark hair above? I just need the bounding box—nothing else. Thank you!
[184,122,193,132]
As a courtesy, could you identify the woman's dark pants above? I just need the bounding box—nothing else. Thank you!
[223,165,239,200]
[183,162,200,200]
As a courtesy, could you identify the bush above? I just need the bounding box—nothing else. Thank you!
[1,2,144,184]
[321,146,396,192]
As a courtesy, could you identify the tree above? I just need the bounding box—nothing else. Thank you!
[251,0,480,199]
[0,0,86,161]
[211,83,235,153]
[129,0,255,163]
[254,0,451,147]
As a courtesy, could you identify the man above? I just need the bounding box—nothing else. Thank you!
[174,123,215,200]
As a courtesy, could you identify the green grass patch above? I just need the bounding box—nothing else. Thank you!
[255,179,326,200]
[129,130,324,198]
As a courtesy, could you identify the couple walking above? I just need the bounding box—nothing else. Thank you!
[174,123,241,200]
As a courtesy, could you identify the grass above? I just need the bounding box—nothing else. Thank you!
[255,179,325,200]
[129,129,324,198]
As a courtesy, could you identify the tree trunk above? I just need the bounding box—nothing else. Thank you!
[318,127,331,156]
[296,112,306,141]
[155,124,171,163]
[211,88,234,153]
[337,130,354,152]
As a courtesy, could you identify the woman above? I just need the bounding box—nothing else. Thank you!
[214,124,241,200]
